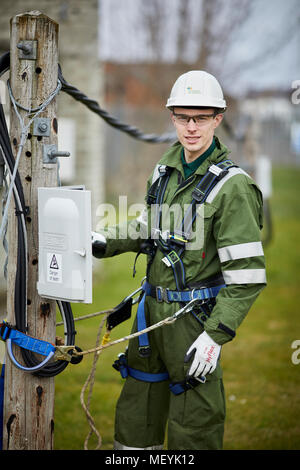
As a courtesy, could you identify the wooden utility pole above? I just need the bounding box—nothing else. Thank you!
[3,11,59,450]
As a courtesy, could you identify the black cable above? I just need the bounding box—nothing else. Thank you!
[2,50,176,144]
[1,51,240,146]
[0,52,9,77]
[21,301,76,378]
[58,65,177,144]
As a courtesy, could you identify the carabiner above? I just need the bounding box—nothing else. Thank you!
[123,276,146,305]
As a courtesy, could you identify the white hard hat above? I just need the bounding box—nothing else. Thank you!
[166,70,226,109]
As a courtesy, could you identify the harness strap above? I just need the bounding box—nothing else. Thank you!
[151,160,236,291]
[169,376,206,395]
[136,292,151,356]
[136,280,225,356]
[113,353,206,395]
[143,281,226,303]
[181,160,236,235]
[139,159,236,355]
[0,322,55,357]
[113,353,169,382]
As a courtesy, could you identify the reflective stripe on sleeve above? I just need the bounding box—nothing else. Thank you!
[206,167,250,203]
[223,269,266,284]
[218,241,264,263]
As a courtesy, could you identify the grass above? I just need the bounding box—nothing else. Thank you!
[54,165,300,450]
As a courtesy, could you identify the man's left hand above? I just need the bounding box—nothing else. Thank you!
[184,330,221,378]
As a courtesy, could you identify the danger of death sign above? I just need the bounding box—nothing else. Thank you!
[47,253,62,283]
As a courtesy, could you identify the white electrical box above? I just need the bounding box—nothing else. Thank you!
[37,186,92,303]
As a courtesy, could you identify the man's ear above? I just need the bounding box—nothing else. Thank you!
[214,113,224,130]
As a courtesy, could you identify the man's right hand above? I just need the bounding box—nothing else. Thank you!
[92,231,107,258]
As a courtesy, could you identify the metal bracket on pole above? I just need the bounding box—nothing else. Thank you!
[17,40,37,60]
[33,117,51,137]
[43,144,70,164]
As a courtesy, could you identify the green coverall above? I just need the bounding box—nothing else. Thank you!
[99,137,266,450]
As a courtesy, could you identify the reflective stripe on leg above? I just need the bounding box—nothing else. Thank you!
[114,440,163,450]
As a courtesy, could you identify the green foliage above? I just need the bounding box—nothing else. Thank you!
[54,165,300,450]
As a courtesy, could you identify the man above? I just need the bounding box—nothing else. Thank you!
[92,71,266,450]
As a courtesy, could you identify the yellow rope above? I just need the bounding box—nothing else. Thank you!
[101,331,111,346]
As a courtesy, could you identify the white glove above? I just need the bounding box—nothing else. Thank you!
[185,331,221,378]
[92,231,107,244]
[92,231,107,258]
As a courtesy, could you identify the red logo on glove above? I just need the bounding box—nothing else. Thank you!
[206,345,215,363]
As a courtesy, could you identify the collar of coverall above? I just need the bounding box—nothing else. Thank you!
[158,136,230,178]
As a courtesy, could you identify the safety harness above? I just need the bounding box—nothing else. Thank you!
[146,159,236,289]
[137,158,236,355]
[113,158,237,394]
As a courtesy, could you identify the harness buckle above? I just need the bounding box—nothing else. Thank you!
[208,164,229,181]
[156,286,170,303]
[162,287,170,303]
[156,286,163,302]
[169,231,188,246]
[158,164,167,176]
[54,345,75,362]
[216,169,229,181]
[138,346,151,357]
[191,187,205,202]
[191,287,207,304]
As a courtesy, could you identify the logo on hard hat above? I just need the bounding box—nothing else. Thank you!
[187,86,202,95]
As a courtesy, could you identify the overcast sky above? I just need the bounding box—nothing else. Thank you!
[98,0,299,97]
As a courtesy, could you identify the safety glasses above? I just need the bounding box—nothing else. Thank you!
[172,112,216,127]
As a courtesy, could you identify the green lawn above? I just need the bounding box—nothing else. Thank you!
[54,165,300,450]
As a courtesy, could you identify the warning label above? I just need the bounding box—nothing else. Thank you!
[50,254,59,269]
[47,253,62,283]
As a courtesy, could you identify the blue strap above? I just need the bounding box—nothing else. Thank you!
[128,367,169,383]
[167,284,226,302]
[169,375,206,395]
[7,329,56,357]
[0,323,57,373]
[114,354,207,394]
[169,382,187,395]
[136,282,225,354]
[115,354,169,383]
[6,338,55,373]
[144,281,225,303]
[136,292,150,353]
